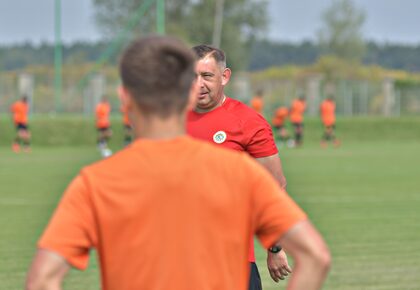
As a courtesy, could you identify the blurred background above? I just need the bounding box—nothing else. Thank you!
[1,0,420,117]
[1,2,419,290]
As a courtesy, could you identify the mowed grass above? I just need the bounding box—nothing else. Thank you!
[1,140,419,289]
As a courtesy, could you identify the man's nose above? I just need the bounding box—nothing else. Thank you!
[196,76,205,87]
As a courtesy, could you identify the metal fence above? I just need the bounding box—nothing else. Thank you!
[1,71,420,118]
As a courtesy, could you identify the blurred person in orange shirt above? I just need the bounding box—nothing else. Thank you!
[26,36,330,290]
[272,106,292,147]
[10,95,31,153]
[95,96,112,156]
[289,95,306,147]
[320,96,340,148]
[250,90,264,115]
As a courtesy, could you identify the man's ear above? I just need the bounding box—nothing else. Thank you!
[221,68,231,86]
[118,86,132,110]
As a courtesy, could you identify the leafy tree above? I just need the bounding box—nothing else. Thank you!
[92,0,268,70]
[317,0,366,61]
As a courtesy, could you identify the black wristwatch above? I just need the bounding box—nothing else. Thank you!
[268,246,282,253]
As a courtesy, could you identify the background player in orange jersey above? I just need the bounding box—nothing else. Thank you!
[187,45,288,290]
[272,106,292,147]
[120,103,132,146]
[26,36,330,290]
[95,96,112,156]
[289,95,306,147]
[320,95,340,148]
[10,95,31,153]
[250,90,264,115]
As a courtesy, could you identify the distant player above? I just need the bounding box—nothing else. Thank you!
[120,104,132,146]
[95,96,112,157]
[289,95,306,147]
[320,96,340,148]
[250,90,264,115]
[10,96,31,153]
[272,106,292,147]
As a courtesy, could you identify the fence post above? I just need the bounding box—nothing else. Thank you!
[18,73,34,114]
[383,78,395,116]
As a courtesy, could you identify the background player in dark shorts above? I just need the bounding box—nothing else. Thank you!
[10,96,31,153]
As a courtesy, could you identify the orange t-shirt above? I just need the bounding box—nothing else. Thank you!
[11,101,29,125]
[320,100,336,126]
[250,97,264,114]
[38,136,306,290]
[272,107,289,127]
[96,102,111,128]
[120,105,130,126]
[289,99,306,124]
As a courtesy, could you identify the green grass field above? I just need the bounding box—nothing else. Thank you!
[0,117,419,289]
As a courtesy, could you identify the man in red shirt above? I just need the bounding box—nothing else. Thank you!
[26,36,330,290]
[10,96,31,153]
[187,45,289,290]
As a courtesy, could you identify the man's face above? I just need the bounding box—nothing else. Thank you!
[194,56,230,112]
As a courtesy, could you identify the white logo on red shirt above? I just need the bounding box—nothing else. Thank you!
[213,131,227,144]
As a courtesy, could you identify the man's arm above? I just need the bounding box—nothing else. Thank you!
[26,249,70,290]
[256,154,287,191]
[276,220,331,290]
[256,153,290,281]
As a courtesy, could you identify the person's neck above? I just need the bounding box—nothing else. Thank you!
[194,94,226,113]
[132,114,186,140]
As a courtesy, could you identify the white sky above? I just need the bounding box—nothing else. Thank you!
[0,0,419,45]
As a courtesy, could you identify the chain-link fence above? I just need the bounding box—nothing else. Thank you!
[1,71,420,118]
[0,71,120,115]
[245,74,420,118]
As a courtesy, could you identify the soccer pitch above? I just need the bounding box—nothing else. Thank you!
[0,140,419,289]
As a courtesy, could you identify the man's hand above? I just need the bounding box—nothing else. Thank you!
[267,250,292,282]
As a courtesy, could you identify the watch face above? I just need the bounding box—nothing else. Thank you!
[269,246,281,253]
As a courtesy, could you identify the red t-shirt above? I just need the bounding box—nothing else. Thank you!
[187,97,279,262]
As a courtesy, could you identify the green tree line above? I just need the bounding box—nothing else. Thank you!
[1,40,420,72]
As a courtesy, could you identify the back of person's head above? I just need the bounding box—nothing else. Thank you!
[21,96,28,103]
[120,35,196,118]
[192,44,226,69]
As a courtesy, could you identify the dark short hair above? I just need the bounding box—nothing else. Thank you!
[120,36,196,118]
[192,44,226,68]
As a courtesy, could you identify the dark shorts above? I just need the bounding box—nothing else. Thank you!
[98,127,110,132]
[273,125,284,130]
[16,123,28,130]
[325,124,335,130]
[124,124,132,130]
[248,262,262,290]
[292,122,303,129]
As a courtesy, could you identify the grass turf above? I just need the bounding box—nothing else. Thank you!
[0,139,419,289]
